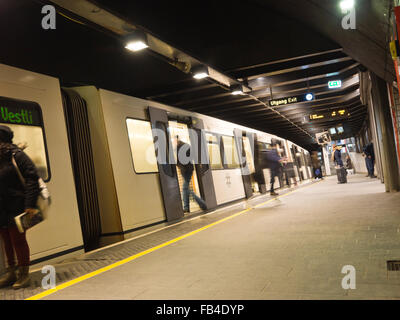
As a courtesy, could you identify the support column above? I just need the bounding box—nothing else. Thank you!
[370,73,400,192]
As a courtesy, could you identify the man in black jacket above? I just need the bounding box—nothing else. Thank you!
[363,142,376,178]
[174,136,207,213]
[0,125,40,289]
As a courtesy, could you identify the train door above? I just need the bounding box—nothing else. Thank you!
[148,107,183,222]
[243,135,260,194]
[291,146,302,181]
[233,129,253,198]
[190,118,218,211]
[254,140,268,194]
[168,120,204,214]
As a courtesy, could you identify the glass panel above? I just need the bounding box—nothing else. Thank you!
[8,124,49,180]
[222,136,240,169]
[126,119,158,173]
[206,133,223,170]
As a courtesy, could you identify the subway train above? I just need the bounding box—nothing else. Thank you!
[0,62,314,265]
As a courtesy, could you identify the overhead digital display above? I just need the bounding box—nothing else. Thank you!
[309,109,348,122]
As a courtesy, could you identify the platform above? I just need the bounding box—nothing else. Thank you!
[2,174,400,300]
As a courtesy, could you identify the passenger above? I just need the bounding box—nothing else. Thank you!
[331,144,343,167]
[0,125,40,289]
[311,151,323,180]
[174,136,207,213]
[267,143,286,196]
[344,154,354,175]
[363,142,376,178]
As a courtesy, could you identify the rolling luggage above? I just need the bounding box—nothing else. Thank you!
[336,166,347,184]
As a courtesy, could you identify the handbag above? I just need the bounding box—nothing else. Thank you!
[11,152,51,219]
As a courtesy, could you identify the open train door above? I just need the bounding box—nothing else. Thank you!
[254,140,268,194]
[233,129,253,198]
[190,117,218,210]
[148,107,184,222]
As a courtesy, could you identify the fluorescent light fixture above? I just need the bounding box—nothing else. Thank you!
[193,72,208,79]
[123,30,149,52]
[340,0,354,12]
[125,41,148,52]
[192,65,209,79]
[231,84,244,95]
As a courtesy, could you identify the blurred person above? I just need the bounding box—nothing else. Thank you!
[267,143,287,196]
[174,136,207,213]
[0,125,40,289]
[363,142,376,178]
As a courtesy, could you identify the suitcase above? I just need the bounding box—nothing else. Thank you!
[336,167,347,183]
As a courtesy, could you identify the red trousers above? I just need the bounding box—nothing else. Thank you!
[0,225,30,267]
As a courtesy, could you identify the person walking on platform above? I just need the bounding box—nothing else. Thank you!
[311,151,323,180]
[363,142,376,178]
[332,144,347,184]
[174,136,207,213]
[267,143,286,196]
[0,125,40,289]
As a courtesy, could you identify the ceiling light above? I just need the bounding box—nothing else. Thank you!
[305,93,314,101]
[231,84,244,95]
[340,0,354,12]
[123,30,149,52]
[192,65,209,79]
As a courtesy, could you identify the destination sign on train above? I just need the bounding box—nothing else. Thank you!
[269,93,314,107]
[0,96,42,126]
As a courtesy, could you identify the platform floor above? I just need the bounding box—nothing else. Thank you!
[2,174,400,300]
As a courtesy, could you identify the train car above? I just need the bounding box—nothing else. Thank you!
[0,63,84,265]
[69,86,313,249]
[0,62,314,267]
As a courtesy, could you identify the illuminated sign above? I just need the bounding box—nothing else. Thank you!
[328,80,342,89]
[0,96,42,126]
[269,93,314,107]
[309,114,325,120]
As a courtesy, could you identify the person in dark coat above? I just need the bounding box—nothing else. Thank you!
[332,144,344,167]
[174,136,207,213]
[0,125,40,289]
[363,142,376,178]
[267,143,285,196]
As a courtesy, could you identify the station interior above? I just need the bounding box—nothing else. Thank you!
[0,0,400,300]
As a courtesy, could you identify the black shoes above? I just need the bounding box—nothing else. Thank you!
[12,266,30,290]
[0,266,17,288]
[270,192,279,196]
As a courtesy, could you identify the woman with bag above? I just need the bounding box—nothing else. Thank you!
[0,125,40,289]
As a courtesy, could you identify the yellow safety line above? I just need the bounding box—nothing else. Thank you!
[26,180,318,300]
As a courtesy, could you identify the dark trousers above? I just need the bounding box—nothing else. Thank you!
[0,225,30,267]
[365,157,375,176]
[270,169,279,193]
[182,169,206,211]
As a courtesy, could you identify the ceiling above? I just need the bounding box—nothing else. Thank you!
[0,0,394,149]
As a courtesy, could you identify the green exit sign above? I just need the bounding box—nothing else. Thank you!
[328,80,342,89]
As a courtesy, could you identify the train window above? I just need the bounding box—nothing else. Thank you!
[221,135,240,169]
[7,125,49,180]
[205,133,223,170]
[0,97,50,181]
[126,119,159,173]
